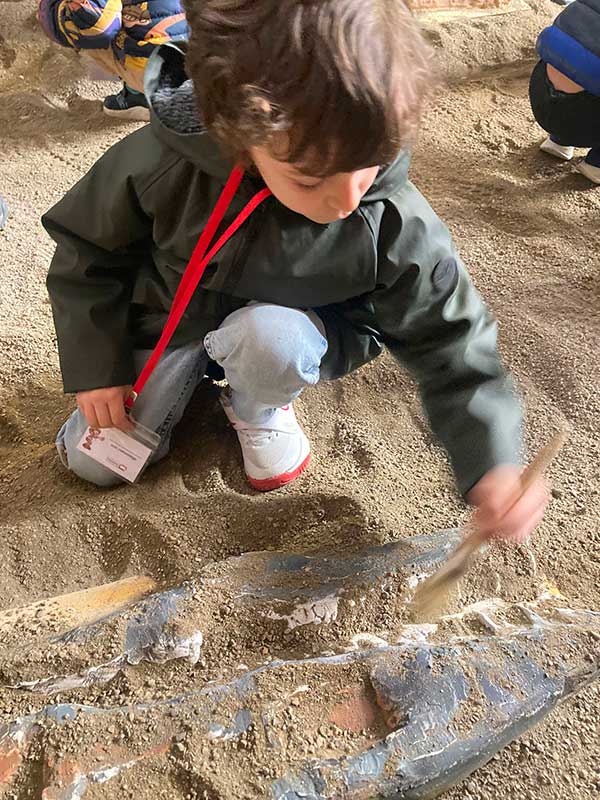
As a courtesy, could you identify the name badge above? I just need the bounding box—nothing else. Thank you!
[76,418,160,483]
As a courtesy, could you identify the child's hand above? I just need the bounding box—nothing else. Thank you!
[467,465,550,544]
[76,386,134,432]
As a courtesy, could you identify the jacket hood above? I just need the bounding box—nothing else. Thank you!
[145,43,410,199]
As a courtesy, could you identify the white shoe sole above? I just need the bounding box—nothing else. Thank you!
[239,423,311,491]
[248,448,311,491]
[539,139,574,161]
[103,106,150,123]
[575,161,600,185]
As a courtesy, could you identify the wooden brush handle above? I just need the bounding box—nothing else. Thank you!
[519,428,567,491]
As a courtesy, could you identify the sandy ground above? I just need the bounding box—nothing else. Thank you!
[0,0,599,797]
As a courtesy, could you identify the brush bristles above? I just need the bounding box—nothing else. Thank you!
[412,572,462,620]
[411,539,479,619]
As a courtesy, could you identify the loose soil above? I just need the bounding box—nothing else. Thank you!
[0,0,599,798]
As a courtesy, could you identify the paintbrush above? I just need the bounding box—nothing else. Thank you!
[411,428,568,620]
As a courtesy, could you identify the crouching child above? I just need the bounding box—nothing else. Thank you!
[44,0,549,542]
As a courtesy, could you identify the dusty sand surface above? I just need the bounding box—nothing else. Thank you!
[0,0,599,797]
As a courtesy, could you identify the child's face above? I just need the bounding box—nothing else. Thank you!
[250,146,379,225]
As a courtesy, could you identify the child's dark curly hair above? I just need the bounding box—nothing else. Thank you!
[183,0,434,175]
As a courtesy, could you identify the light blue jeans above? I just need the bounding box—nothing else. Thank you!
[56,304,328,487]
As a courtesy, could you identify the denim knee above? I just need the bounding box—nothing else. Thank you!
[56,412,122,488]
[240,306,325,387]
[204,304,328,407]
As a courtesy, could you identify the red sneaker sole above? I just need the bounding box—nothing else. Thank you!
[247,453,311,492]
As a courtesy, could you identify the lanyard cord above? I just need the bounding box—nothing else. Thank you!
[126,166,272,408]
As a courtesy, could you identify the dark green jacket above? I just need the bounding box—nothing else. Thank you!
[44,44,522,494]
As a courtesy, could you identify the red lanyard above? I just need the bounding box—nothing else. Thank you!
[126,165,272,409]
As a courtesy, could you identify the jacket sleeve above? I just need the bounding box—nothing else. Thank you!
[369,183,522,495]
[43,137,153,394]
[38,0,122,50]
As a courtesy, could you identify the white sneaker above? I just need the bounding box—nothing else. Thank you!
[575,159,600,185]
[220,392,310,491]
[539,137,574,161]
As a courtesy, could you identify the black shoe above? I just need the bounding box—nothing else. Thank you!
[103,84,150,122]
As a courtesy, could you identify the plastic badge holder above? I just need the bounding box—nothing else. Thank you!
[76,416,160,484]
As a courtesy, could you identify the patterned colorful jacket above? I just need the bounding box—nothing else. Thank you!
[38,0,188,78]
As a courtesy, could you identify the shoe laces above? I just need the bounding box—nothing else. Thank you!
[238,428,279,447]
[230,406,293,446]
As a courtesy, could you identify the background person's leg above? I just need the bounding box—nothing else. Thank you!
[56,343,208,487]
[77,50,149,121]
[530,61,575,160]
[541,136,574,161]
[585,147,600,168]
[81,49,146,93]
[576,146,600,184]
[103,85,150,122]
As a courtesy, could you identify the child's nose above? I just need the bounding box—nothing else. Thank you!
[327,175,365,216]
